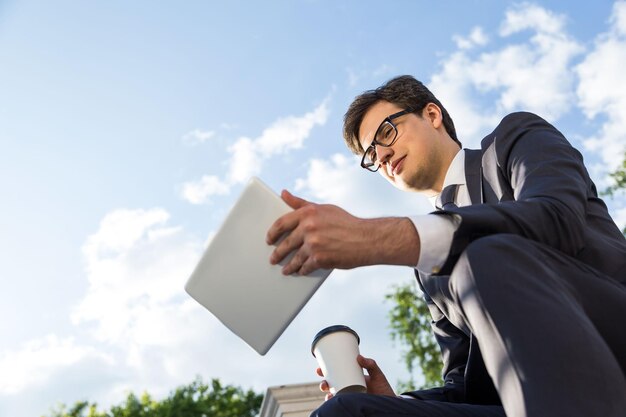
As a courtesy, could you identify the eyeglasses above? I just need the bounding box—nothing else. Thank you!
[360,108,415,172]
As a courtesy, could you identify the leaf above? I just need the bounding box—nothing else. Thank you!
[386,281,443,390]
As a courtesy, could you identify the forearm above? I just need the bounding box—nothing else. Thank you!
[267,194,423,274]
[357,217,420,267]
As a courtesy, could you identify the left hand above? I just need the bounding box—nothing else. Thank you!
[317,355,395,398]
[357,355,395,396]
[266,190,371,275]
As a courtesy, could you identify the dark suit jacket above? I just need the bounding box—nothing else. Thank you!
[405,112,626,405]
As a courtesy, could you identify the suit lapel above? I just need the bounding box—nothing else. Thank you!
[464,149,483,204]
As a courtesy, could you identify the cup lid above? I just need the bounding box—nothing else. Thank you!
[311,325,360,357]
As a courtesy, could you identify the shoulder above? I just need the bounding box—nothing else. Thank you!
[497,111,556,133]
[498,111,547,125]
[480,111,567,153]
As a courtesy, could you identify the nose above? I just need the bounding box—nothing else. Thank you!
[376,144,394,172]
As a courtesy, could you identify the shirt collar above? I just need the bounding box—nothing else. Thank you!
[429,149,466,208]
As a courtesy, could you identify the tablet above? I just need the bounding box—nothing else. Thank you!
[185,177,332,355]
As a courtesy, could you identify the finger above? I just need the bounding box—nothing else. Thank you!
[316,367,324,377]
[281,190,310,210]
[270,231,303,266]
[357,355,380,374]
[297,254,322,276]
[319,380,329,392]
[266,211,300,245]
[281,246,309,275]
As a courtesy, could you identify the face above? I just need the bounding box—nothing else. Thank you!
[358,100,450,193]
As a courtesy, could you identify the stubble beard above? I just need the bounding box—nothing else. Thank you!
[399,151,443,193]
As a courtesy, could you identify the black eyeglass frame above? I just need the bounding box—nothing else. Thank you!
[360,108,415,172]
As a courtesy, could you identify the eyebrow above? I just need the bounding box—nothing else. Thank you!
[360,118,384,150]
[359,130,374,151]
[361,136,373,151]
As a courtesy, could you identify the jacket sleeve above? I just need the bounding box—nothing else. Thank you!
[436,112,595,275]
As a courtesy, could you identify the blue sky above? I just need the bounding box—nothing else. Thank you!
[1,1,625,416]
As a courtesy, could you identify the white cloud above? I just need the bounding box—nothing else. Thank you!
[82,208,170,263]
[614,1,626,35]
[0,335,113,395]
[181,129,215,146]
[429,51,501,147]
[453,26,488,50]
[181,175,230,204]
[576,1,626,172]
[499,2,566,36]
[70,206,302,396]
[228,137,263,184]
[256,99,329,157]
[430,3,583,146]
[295,154,365,207]
[62,208,262,401]
[181,98,330,204]
[294,153,432,219]
[73,208,202,344]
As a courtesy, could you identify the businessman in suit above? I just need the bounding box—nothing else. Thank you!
[266,75,626,417]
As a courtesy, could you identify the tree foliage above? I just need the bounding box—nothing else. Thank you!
[603,151,626,234]
[44,377,263,417]
[386,281,443,392]
[603,152,626,197]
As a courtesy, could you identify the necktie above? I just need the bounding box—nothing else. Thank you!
[437,184,459,210]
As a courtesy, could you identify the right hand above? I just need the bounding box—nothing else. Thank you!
[266,190,373,275]
[317,355,396,401]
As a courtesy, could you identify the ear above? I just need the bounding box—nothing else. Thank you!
[424,103,443,129]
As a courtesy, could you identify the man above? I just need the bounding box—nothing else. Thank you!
[266,75,626,417]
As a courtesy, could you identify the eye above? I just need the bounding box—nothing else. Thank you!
[378,122,395,143]
[365,146,377,163]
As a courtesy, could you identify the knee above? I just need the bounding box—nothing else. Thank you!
[449,234,525,293]
[465,234,523,263]
[454,234,524,273]
[311,393,368,417]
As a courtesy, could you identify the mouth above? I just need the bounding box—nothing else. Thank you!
[391,156,406,176]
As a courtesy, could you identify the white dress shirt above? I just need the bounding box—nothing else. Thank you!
[408,149,471,274]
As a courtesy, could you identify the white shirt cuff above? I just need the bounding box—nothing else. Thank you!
[408,214,458,274]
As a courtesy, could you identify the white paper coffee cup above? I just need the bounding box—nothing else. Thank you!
[311,325,367,395]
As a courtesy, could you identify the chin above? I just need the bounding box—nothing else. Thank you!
[383,171,418,192]
[388,178,411,192]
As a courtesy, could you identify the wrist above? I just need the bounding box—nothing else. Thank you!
[358,217,420,267]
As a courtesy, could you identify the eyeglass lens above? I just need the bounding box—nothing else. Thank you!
[363,121,397,167]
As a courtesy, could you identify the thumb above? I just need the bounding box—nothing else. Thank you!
[281,189,310,209]
[357,355,381,375]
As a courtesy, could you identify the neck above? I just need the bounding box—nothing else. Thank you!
[432,144,461,195]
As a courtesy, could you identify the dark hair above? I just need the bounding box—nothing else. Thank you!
[343,75,461,154]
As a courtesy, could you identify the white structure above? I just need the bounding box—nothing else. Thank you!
[259,382,326,417]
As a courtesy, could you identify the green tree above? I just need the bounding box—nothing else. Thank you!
[44,377,263,417]
[604,152,626,197]
[603,151,626,234]
[386,281,443,392]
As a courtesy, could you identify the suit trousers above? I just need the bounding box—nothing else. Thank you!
[312,234,626,417]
